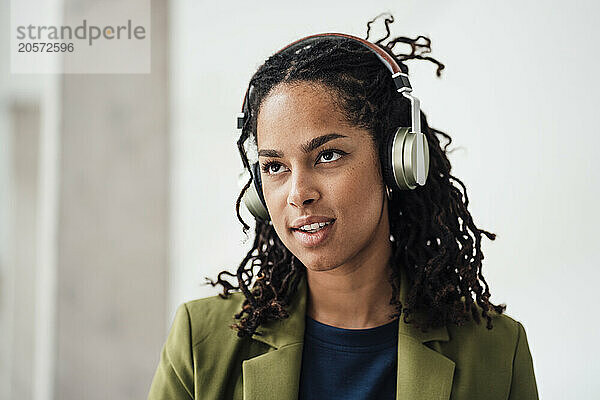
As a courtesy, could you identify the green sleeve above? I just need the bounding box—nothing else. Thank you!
[508,321,539,400]
[148,303,195,399]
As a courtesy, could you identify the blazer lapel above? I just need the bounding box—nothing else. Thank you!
[242,275,307,400]
[395,266,455,400]
[242,266,455,400]
[242,342,304,400]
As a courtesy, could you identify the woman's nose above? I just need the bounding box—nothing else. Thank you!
[287,171,319,208]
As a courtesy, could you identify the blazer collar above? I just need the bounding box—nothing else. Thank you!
[242,266,456,400]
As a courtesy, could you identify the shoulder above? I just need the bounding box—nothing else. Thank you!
[149,291,251,399]
[448,307,523,343]
[443,305,529,355]
[438,308,538,398]
[440,306,531,370]
[174,290,248,347]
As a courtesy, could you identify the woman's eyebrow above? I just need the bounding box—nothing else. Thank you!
[258,133,348,158]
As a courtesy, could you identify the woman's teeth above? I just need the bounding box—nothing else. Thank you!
[299,221,332,233]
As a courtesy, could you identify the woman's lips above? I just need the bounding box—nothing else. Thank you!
[291,220,335,248]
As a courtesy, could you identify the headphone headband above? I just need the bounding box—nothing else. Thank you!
[237,32,414,131]
[278,33,407,76]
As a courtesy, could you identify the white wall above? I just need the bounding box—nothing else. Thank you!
[169,1,600,398]
[1,0,168,398]
[0,0,62,398]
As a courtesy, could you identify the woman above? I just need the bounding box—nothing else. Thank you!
[148,14,539,400]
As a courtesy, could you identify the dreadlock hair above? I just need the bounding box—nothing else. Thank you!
[205,13,507,338]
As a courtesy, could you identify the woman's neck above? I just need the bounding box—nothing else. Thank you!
[304,242,398,330]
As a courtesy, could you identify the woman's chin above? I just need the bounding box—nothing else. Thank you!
[300,257,340,273]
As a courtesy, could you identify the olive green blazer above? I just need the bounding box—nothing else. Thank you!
[148,266,539,400]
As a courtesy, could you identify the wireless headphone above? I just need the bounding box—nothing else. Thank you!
[236,32,430,222]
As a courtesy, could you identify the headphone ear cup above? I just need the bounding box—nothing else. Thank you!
[251,161,268,211]
[400,130,430,188]
[381,127,400,191]
[386,127,430,190]
[241,162,270,222]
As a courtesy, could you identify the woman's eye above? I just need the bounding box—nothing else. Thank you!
[260,149,345,176]
[318,150,344,163]
[261,162,285,175]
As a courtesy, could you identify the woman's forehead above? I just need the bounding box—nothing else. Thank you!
[256,82,352,147]
[258,83,345,124]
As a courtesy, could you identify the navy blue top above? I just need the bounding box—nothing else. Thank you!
[298,314,399,400]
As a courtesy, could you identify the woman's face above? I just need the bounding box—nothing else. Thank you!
[256,81,391,272]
